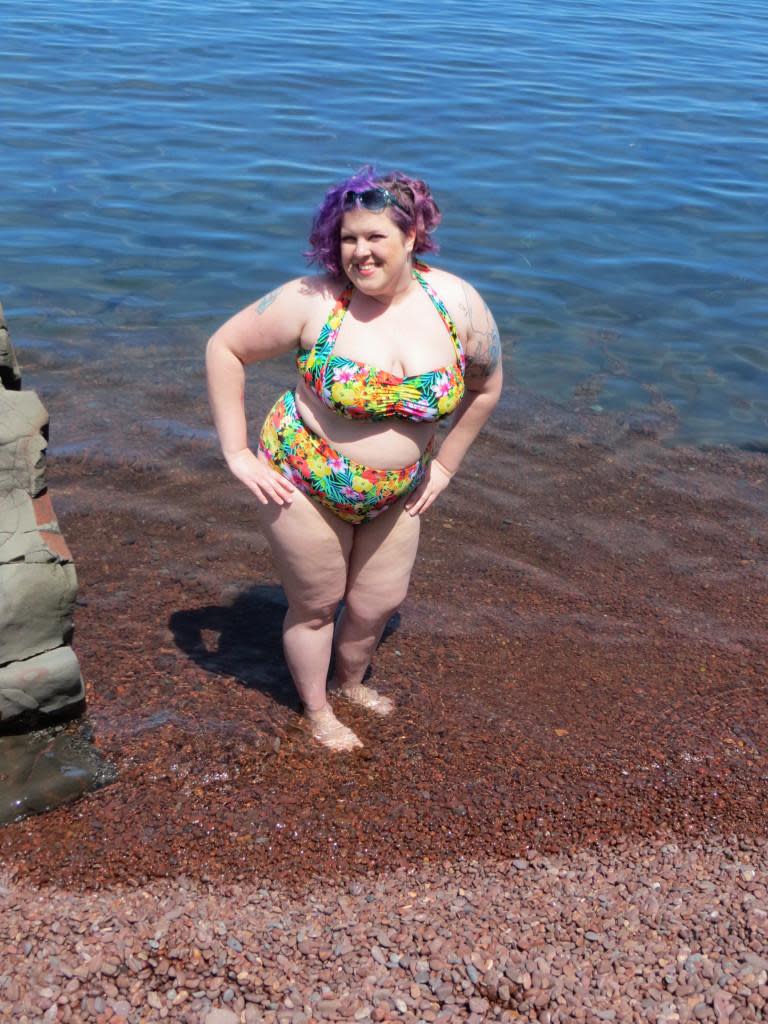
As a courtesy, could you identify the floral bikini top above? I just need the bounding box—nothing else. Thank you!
[297,263,466,422]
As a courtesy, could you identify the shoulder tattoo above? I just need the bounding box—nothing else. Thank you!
[459,284,501,383]
[256,286,283,315]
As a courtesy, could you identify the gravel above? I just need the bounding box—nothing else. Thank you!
[2,833,766,1023]
[3,346,767,1024]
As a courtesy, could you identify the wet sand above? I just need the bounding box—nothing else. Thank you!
[2,383,766,887]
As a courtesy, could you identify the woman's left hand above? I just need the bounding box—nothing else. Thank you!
[405,459,454,516]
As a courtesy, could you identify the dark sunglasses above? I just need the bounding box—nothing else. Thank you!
[342,187,408,214]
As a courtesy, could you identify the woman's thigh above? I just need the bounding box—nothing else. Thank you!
[345,500,422,613]
[256,487,353,613]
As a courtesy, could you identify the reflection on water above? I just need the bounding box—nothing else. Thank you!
[1,0,767,448]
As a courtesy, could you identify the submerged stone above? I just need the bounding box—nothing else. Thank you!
[0,718,116,826]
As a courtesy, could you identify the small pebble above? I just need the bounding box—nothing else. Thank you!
[0,835,765,1024]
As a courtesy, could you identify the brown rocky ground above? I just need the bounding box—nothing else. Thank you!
[2,835,767,1023]
[1,382,767,1022]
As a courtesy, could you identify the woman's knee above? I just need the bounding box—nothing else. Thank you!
[344,583,407,627]
[286,591,344,629]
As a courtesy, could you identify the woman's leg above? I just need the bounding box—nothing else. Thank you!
[256,487,361,750]
[332,501,421,712]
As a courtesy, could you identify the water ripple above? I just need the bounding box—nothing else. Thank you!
[2,0,767,446]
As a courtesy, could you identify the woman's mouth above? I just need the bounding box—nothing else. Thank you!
[353,262,377,277]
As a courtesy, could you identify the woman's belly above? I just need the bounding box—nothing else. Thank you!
[293,377,435,469]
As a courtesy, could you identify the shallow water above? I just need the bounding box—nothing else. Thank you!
[0,720,116,825]
[2,2,768,827]
[2,0,767,448]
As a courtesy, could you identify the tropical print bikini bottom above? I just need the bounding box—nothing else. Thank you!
[258,389,432,524]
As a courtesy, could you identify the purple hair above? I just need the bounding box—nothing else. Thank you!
[305,165,442,278]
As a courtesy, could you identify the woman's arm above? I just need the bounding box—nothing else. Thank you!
[205,278,313,505]
[405,280,503,516]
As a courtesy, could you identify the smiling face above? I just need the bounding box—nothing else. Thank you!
[339,207,416,298]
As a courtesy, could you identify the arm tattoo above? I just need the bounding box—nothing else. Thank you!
[256,286,283,315]
[459,284,501,384]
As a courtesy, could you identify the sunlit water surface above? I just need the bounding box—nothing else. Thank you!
[2,0,767,447]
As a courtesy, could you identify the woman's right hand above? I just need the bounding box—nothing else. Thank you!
[224,448,295,506]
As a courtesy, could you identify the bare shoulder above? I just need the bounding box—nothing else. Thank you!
[420,266,502,390]
[417,265,484,332]
[416,264,467,314]
[254,273,334,313]
[295,273,344,300]
[209,273,340,363]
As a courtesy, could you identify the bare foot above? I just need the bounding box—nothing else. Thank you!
[338,683,395,717]
[304,705,363,752]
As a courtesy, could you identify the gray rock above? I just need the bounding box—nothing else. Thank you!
[0,646,84,722]
[0,303,21,390]
[0,561,78,669]
[1,488,54,563]
[0,306,83,732]
[0,306,106,823]
[205,1010,240,1024]
[0,389,48,497]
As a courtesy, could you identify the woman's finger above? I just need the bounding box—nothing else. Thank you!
[231,454,296,505]
[405,483,426,514]
[256,454,295,496]
[266,479,294,504]
[267,474,295,499]
[406,487,431,516]
[418,493,436,515]
[250,474,291,505]
[236,470,286,505]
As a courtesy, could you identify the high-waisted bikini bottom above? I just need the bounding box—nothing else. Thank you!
[258,389,432,524]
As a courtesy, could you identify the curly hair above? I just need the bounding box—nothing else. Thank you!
[305,165,441,278]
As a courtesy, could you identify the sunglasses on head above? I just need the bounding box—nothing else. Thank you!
[342,187,408,214]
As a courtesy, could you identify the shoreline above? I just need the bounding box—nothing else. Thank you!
[2,401,766,889]
[1,394,767,1020]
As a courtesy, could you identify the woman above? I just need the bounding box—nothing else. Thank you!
[206,167,502,751]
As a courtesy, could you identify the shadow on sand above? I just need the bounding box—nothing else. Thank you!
[169,583,401,712]
[169,584,296,708]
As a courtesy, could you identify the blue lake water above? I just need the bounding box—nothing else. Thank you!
[2,0,767,447]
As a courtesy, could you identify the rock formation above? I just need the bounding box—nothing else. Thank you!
[0,303,84,729]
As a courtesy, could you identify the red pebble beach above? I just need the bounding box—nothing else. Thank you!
[1,379,767,1023]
